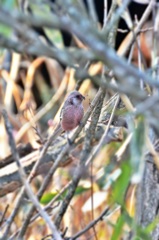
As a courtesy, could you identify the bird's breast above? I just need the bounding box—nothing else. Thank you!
[61,105,84,131]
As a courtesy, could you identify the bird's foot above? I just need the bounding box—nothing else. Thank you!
[78,121,83,127]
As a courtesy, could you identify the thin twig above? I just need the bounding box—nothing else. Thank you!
[70,207,110,240]
[117,26,153,33]
[0,204,9,227]
[90,162,98,240]
[87,0,98,24]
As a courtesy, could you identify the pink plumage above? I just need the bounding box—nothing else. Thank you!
[60,90,85,131]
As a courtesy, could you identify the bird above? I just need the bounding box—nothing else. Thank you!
[49,90,85,144]
[60,90,85,131]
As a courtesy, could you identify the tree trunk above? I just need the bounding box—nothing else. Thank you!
[136,154,159,239]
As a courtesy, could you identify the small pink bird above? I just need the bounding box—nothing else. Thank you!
[60,90,85,131]
[50,91,85,143]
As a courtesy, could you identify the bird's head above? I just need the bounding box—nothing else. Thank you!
[67,90,85,106]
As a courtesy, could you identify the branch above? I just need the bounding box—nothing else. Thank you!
[70,207,110,240]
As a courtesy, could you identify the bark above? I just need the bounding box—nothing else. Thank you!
[136,154,159,240]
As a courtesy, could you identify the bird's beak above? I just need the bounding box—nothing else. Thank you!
[82,95,85,100]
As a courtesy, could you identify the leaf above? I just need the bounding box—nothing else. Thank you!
[134,226,152,240]
[124,210,152,240]
[0,24,12,38]
[40,185,90,205]
[130,116,146,183]
[40,192,57,204]
[111,214,125,240]
[111,162,131,205]
[75,185,90,195]
[145,216,159,234]
[111,210,151,240]
[103,168,122,191]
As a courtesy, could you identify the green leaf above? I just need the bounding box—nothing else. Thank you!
[40,192,57,204]
[130,115,146,183]
[0,0,16,39]
[111,210,151,240]
[111,162,131,205]
[0,24,12,38]
[134,226,152,240]
[40,185,90,205]
[75,185,90,195]
[111,214,125,240]
[123,210,151,240]
[145,216,159,234]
